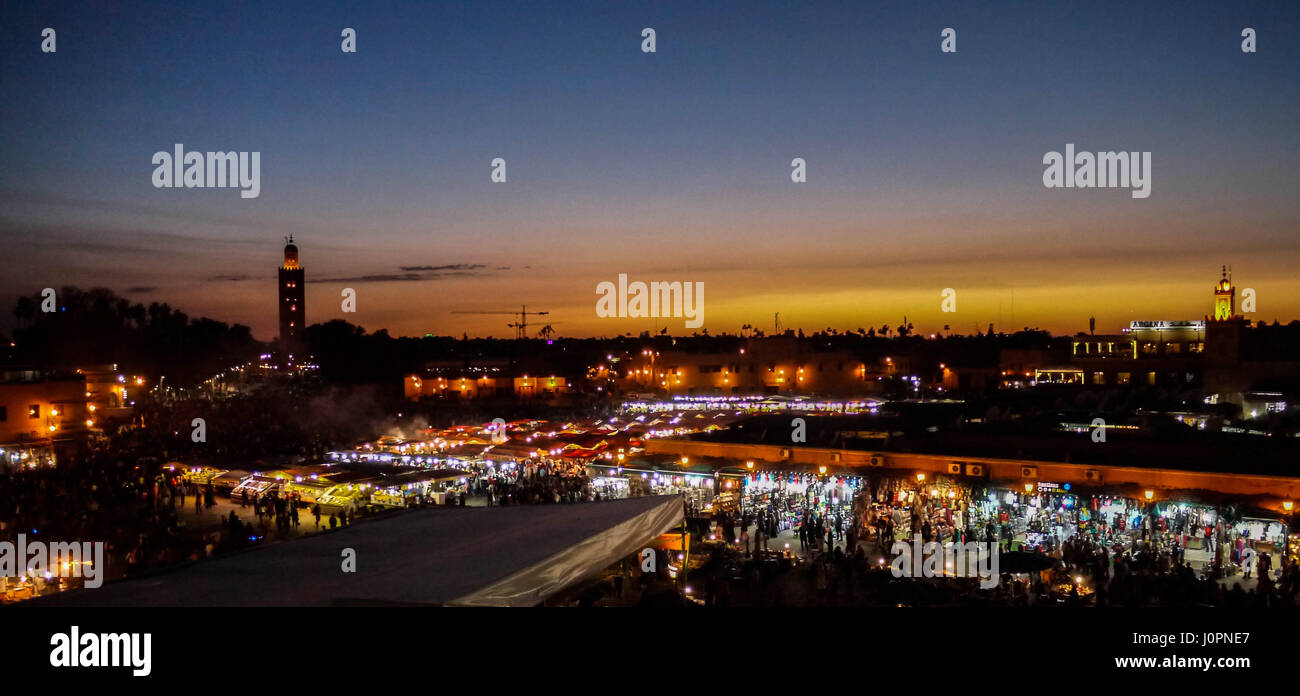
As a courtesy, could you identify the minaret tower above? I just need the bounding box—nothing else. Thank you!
[278,236,305,358]
[1212,265,1235,321]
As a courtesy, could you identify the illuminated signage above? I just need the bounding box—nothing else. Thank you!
[1127,320,1205,331]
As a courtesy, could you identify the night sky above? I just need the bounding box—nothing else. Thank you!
[2,0,1297,340]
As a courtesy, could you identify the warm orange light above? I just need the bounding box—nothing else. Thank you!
[916,473,925,482]
[1144,490,1154,501]
[1284,500,1294,512]
[1024,483,1034,493]
[746,461,754,469]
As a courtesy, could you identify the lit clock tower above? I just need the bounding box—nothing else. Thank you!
[278,236,305,358]
[1212,265,1235,321]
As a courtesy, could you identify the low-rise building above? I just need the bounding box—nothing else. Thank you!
[0,369,90,468]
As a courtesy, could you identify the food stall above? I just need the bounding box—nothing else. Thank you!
[591,476,631,500]
[230,474,286,500]
[741,471,860,533]
[314,470,385,512]
[370,468,470,508]
[211,470,252,495]
[172,464,228,486]
[316,483,370,512]
[282,472,334,504]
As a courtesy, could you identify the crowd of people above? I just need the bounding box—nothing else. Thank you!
[0,440,211,597]
[686,480,1300,607]
[469,460,595,505]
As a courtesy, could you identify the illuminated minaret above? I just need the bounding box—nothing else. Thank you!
[278,236,305,357]
[1212,265,1235,321]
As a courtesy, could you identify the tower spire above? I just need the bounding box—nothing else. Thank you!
[278,237,305,357]
[1213,266,1235,321]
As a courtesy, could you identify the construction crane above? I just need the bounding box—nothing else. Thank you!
[451,305,550,340]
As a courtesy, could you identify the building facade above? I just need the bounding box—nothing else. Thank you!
[0,372,89,469]
[1063,269,1239,389]
[610,337,879,396]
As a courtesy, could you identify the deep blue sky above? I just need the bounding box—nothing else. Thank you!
[2,0,1297,339]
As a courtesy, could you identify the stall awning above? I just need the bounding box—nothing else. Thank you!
[449,495,683,606]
